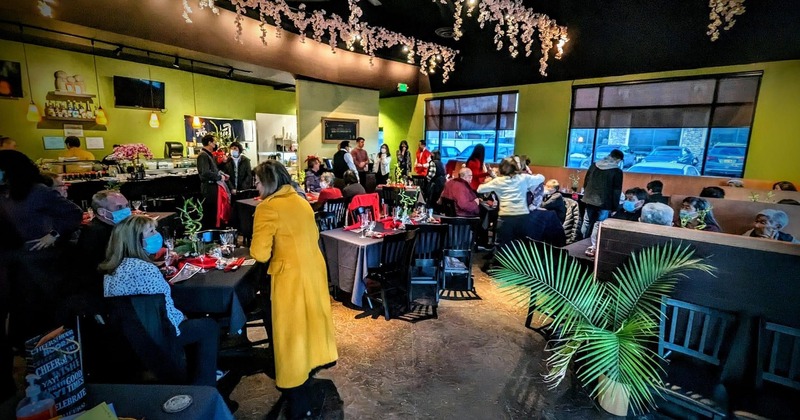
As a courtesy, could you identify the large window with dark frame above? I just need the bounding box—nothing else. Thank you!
[566,73,761,178]
[425,92,519,165]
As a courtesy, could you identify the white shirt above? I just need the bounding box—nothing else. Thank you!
[341,148,359,181]
[375,154,392,175]
[477,173,545,216]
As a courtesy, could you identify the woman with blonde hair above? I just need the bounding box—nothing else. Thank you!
[100,214,219,386]
[251,160,338,419]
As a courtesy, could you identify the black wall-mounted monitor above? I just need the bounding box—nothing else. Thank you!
[113,76,165,110]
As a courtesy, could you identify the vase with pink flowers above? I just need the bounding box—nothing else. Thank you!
[111,143,154,179]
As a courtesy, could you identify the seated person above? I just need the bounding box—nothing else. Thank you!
[743,209,800,243]
[699,186,725,199]
[528,184,566,247]
[76,190,131,291]
[640,202,674,226]
[439,167,480,217]
[304,156,323,193]
[540,179,566,223]
[40,171,69,198]
[612,187,647,221]
[342,169,365,203]
[100,215,219,386]
[773,181,797,191]
[313,172,343,212]
[645,180,669,204]
[679,197,722,232]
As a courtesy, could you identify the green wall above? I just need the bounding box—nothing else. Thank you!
[0,39,295,160]
[379,59,800,183]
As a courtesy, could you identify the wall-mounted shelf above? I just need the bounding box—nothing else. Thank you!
[42,116,97,122]
[47,91,96,98]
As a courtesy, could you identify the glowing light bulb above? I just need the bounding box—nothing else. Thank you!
[95,106,108,125]
[402,45,409,52]
[149,111,160,128]
[192,116,202,129]
[26,101,41,122]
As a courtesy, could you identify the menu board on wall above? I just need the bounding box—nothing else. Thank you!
[322,118,359,143]
[184,116,245,144]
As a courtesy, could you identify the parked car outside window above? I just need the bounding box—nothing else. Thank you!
[704,143,747,177]
[627,162,700,176]
[641,146,699,166]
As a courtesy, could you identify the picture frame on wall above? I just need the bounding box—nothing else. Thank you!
[322,117,359,144]
[0,60,23,99]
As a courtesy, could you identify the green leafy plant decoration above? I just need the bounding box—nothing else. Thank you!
[393,163,404,184]
[104,181,121,192]
[396,187,417,216]
[176,198,204,255]
[491,240,714,414]
[569,170,581,191]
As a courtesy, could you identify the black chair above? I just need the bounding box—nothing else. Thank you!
[364,230,417,320]
[405,224,448,307]
[322,198,347,228]
[379,186,401,210]
[657,297,737,419]
[440,197,458,217]
[101,295,187,384]
[732,319,800,418]
[439,217,479,293]
[315,211,338,232]
[349,205,375,226]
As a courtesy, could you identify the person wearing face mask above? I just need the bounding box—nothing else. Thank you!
[540,179,566,223]
[223,142,253,195]
[197,134,230,229]
[679,197,722,232]
[74,190,131,293]
[312,172,343,212]
[743,209,800,243]
[611,187,647,222]
[581,148,624,257]
[101,215,220,386]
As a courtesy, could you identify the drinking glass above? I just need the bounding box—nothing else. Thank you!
[141,195,148,212]
[367,221,376,237]
[131,201,142,212]
[359,214,370,238]
[220,229,236,256]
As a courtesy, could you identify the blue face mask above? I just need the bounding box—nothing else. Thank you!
[142,232,163,255]
[622,201,637,212]
[109,207,132,224]
[231,150,240,158]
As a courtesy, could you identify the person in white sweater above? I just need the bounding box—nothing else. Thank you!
[477,157,545,256]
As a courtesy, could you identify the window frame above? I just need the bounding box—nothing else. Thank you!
[566,71,762,177]
[424,90,519,163]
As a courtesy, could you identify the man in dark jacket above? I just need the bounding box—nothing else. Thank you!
[332,141,358,189]
[645,180,669,205]
[223,142,253,194]
[197,134,229,229]
[581,149,624,253]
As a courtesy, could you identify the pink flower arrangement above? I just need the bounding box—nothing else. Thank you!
[111,143,154,161]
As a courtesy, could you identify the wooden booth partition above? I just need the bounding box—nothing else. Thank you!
[667,195,800,238]
[595,219,800,387]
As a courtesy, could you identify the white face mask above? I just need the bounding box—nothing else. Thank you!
[320,181,329,189]
[231,150,240,158]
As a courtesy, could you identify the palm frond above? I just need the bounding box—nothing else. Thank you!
[609,242,715,331]
[491,240,602,335]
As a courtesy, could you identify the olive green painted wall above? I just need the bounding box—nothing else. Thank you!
[379,59,800,183]
[0,39,295,161]
[377,95,417,158]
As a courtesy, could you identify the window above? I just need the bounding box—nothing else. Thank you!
[425,92,519,165]
[566,73,761,178]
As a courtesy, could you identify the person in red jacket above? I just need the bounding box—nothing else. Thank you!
[466,144,492,191]
[414,140,432,176]
[313,172,343,212]
[439,167,481,217]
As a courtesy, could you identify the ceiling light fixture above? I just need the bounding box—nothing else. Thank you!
[21,29,41,123]
[91,40,108,125]
[182,0,460,82]
[227,67,234,78]
[191,60,201,129]
[707,0,746,41]
[146,52,159,128]
[113,46,123,57]
[173,56,180,68]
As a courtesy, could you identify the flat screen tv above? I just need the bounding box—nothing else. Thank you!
[113,76,165,110]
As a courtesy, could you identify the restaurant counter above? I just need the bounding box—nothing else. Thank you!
[66,174,201,208]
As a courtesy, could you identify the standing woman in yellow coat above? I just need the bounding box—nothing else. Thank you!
[250,160,338,419]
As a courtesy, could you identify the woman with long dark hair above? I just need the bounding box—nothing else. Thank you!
[374,144,392,186]
[396,140,411,179]
[251,160,338,419]
[679,197,722,232]
[466,144,492,191]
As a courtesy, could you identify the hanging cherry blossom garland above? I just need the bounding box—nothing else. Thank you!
[707,0,746,41]
[433,0,569,77]
[182,0,459,83]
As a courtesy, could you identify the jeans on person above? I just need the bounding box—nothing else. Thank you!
[176,318,219,387]
[581,205,610,246]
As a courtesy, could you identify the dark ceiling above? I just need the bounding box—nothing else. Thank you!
[224,0,800,92]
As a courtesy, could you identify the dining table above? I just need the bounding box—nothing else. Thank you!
[170,247,260,334]
[320,227,384,307]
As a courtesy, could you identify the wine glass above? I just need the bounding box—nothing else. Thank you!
[141,195,148,213]
[367,221,376,237]
[359,214,370,238]
[220,229,236,256]
[131,200,142,212]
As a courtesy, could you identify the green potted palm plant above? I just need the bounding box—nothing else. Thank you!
[491,240,714,415]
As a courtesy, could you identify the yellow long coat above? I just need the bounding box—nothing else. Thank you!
[251,185,338,389]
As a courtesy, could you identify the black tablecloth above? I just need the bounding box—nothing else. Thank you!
[171,248,258,334]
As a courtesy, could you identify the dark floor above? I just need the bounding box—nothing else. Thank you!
[227,263,624,420]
